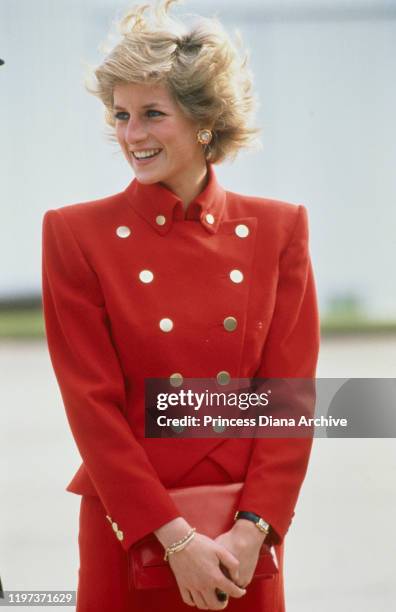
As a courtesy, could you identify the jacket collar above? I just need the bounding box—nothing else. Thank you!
[123,162,226,235]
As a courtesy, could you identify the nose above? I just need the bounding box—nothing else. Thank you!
[124,116,148,144]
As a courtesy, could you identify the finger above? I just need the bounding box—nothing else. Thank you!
[180,587,196,607]
[217,575,247,599]
[237,581,249,589]
[203,587,229,611]
[238,579,251,589]
[190,588,209,610]
[227,571,250,589]
[219,560,239,585]
[216,548,240,583]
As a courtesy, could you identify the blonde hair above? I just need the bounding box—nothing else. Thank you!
[85,0,262,164]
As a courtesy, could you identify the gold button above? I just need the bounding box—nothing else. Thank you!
[213,422,227,433]
[116,226,131,238]
[159,318,173,332]
[170,373,183,387]
[217,370,231,385]
[235,224,249,238]
[139,270,154,283]
[116,530,124,541]
[205,213,215,225]
[156,215,166,226]
[171,423,185,433]
[223,316,238,332]
[229,269,244,283]
[112,522,118,532]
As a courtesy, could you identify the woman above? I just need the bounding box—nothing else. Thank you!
[41,1,320,610]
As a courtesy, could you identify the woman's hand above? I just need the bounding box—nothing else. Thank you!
[214,520,266,589]
[167,531,247,610]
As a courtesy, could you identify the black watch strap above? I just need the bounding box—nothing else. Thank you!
[234,510,270,534]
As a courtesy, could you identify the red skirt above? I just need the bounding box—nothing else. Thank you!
[76,457,285,611]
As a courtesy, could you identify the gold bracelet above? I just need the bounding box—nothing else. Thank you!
[164,527,196,562]
[166,531,195,559]
[164,533,195,562]
[164,528,196,561]
[168,527,196,550]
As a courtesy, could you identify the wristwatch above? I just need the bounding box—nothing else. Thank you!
[234,510,270,536]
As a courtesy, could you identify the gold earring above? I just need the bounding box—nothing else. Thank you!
[197,129,213,145]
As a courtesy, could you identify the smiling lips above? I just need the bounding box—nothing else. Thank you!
[131,148,162,160]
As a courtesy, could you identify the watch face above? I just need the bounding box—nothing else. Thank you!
[258,518,270,531]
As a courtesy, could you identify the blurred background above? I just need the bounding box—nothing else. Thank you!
[0,0,395,610]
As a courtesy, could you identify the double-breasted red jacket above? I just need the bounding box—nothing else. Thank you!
[41,161,320,555]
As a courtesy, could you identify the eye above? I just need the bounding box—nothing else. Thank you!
[114,111,129,120]
[113,110,164,120]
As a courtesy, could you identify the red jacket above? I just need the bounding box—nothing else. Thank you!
[41,162,320,553]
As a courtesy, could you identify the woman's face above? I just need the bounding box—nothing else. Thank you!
[113,81,206,187]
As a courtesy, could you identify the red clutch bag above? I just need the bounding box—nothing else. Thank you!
[128,481,279,590]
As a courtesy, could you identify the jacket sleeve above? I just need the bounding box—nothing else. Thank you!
[237,204,320,546]
[41,208,181,551]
